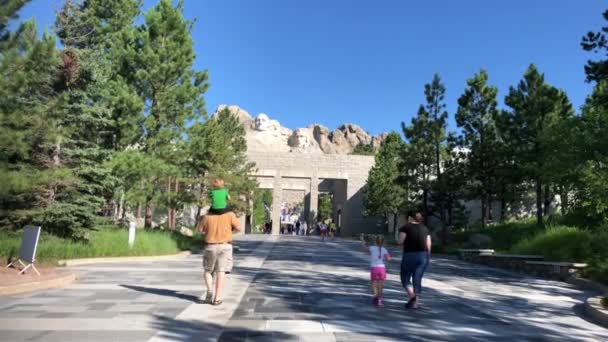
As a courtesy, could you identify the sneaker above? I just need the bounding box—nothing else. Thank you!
[377,298,384,307]
[405,296,417,309]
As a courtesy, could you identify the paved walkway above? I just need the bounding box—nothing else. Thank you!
[0,235,607,341]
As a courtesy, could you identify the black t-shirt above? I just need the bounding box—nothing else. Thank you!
[399,223,429,252]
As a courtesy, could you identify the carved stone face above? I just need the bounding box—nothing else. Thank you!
[294,128,310,148]
[254,113,270,131]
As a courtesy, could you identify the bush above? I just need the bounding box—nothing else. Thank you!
[510,226,594,261]
[0,226,195,264]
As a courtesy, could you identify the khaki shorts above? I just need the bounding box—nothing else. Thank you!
[203,243,233,273]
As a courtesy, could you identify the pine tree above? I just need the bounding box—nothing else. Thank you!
[363,132,406,232]
[455,70,500,229]
[401,106,435,224]
[188,108,256,218]
[128,0,209,227]
[425,75,449,241]
[578,10,608,221]
[504,65,574,226]
[0,12,74,234]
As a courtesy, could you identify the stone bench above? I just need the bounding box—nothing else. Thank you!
[524,261,588,280]
[458,249,495,262]
[479,254,544,270]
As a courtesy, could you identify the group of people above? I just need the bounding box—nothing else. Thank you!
[197,178,430,310]
[361,210,431,309]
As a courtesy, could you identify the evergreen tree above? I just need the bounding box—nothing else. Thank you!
[363,131,406,232]
[455,70,500,229]
[579,10,608,221]
[581,9,608,84]
[425,74,449,241]
[188,108,256,218]
[401,106,435,224]
[504,65,574,226]
[130,0,209,227]
[0,13,78,234]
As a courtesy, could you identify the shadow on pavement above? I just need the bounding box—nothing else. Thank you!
[149,314,297,342]
[121,284,200,303]
[227,236,608,341]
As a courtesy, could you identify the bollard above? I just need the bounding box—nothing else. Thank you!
[128,221,136,248]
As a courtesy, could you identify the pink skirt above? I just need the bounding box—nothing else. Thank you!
[370,266,387,281]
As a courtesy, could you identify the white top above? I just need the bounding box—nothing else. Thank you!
[369,246,390,268]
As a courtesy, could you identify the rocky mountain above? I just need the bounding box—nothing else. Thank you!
[214,105,387,154]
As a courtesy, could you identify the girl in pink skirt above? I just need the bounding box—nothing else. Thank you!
[361,235,391,306]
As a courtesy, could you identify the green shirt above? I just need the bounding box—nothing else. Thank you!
[209,188,229,209]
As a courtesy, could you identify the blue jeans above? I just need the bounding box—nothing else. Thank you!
[400,252,429,295]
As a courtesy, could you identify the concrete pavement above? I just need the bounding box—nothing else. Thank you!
[0,235,606,341]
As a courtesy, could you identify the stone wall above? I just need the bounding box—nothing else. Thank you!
[247,151,381,235]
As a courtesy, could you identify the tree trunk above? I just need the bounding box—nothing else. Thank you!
[560,185,569,214]
[172,179,179,230]
[144,198,153,229]
[167,178,172,230]
[423,189,429,225]
[488,198,494,222]
[536,178,543,226]
[137,203,142,220]
[195,206,202,224]
[447,194,453,226]
[500,183,507,222]
[543,184,552,216]
[481,195,486,230]
[393,212,398,233]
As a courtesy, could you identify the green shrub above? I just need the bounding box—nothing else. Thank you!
[510,226,594,261]
[0,226,195,264]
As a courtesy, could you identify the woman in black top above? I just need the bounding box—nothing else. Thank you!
[398,210,431,309]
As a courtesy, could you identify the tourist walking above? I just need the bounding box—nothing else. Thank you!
[295,221,301,235]
[197,210,240,306]
[361,235,391,306]
[319,222,328,241]
[399,211,431,309]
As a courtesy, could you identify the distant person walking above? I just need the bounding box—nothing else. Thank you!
[361,235,391,306]
[197,210,240,306]
[399,210,431,309]
[319,222,328,242]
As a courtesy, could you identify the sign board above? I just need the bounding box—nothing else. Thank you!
[19,225,41,264]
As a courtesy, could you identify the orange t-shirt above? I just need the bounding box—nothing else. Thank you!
[198,212,240,243]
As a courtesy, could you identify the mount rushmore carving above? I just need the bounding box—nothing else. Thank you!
[215,105,387,154]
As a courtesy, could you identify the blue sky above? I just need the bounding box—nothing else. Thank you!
[17,0,607,135]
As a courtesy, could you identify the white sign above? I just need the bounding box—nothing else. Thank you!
[128,222,136,248]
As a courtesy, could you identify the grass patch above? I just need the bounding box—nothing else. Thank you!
[0,226,200,265]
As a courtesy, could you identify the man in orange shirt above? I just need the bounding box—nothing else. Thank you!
[197,211,240,305]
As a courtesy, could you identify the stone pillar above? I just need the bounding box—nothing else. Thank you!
[309,173,319,225]
[271,172,282,235]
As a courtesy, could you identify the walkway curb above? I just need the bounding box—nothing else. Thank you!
[57,251,192,266]
[0,272,77,296]
[585,296,608,328]
[567,277,608,294]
